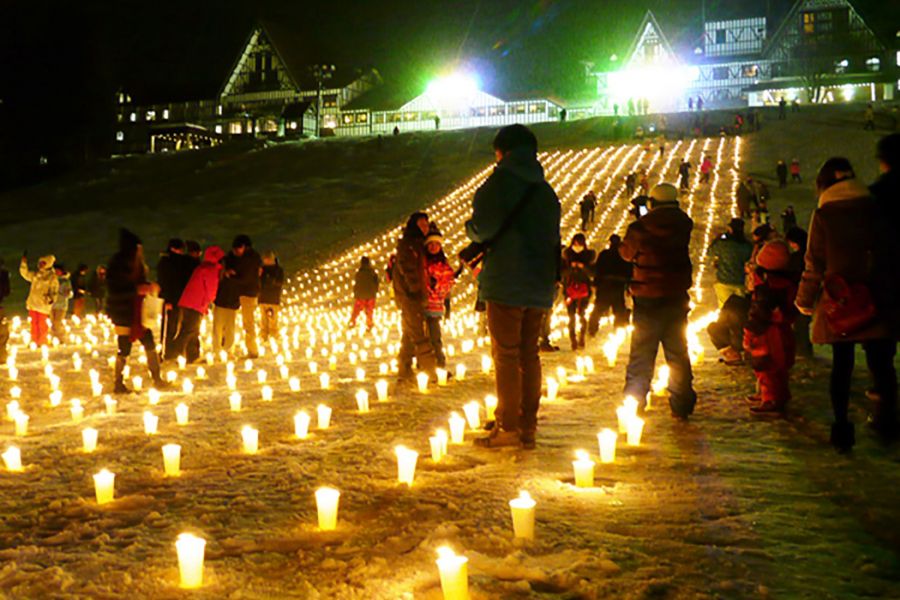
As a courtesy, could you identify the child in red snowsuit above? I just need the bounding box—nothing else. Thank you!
[743,240,797,414]
[424,226,456,368]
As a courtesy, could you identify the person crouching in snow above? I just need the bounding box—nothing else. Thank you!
[562,233,596,351]
[20,254,59,346]
[259,251,285,343]
[171,246,225,363]
[51,263,73,341]
[349,256,379,331]
[424,225,456,368]
[106,229,167,393]
[743,240,797,415]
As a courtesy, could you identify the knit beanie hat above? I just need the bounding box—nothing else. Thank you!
[756,240,791,271]
[424,225,443,246]
[649,183,679,206]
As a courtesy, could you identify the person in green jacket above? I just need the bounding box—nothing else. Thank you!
[465,124,561,449]
[708,217,753,308]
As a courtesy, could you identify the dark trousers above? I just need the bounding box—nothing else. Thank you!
[487,302,543,433]
[588,286,629,335]
[0,307,8,363]
[566,296,589,348]
[170,308,203,363]
[161,305,182,359]
[426,315,446,368]
[794,314,813,358]
[117,329,155,357]
[830,340,897,426]
[397,297,436,376]
[625,295,695,415]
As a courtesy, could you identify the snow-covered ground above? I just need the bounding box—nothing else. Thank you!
[2,137,899,599]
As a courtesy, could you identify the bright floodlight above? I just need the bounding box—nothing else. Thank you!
[607,64,699,106]
[424,73,481,110]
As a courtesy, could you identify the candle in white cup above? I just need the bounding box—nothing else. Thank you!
[375,379,389,402]
[436,368,448,386]
[319,373,330,390]
[626,416,645,446]
[449,412,466,444]
[597,429,617,464]
[546,377,559,402]
[2,446,23,472]
[14,412,28,436]
[317,404,332,430]
[509,490,536,539]
[175,533,206,589]
[241,425,259,454]
[162,443,181,476]
[395,445,419,486]
[143,411,159,435]
[484,395,498,421]
[82,427,98,452]
[462,402,481,430]
[315,487,340,531]
[104,396,117,416]
[455,363,466,381]
[416,372,429,393]
[573,450,594,488]
[355,390,370,414]
[175,403,190,425]
[93,469,115,504]
[71,400,84,423]
[294,411,311,439]
[261,385,273,401]
[436,546,469,600]
[229,392,242,412]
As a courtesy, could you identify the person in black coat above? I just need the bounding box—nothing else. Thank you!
[350,256,379,330]
[776,160,788,188]
[228,234,263,358]
[106,229,166,393]
[213,252,241,356]
[588,234,633,335]
[258,250,285,342]
[157,238,199,359]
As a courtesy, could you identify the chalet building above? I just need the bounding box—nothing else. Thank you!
[595,0,898,113]
[114,22,563,154]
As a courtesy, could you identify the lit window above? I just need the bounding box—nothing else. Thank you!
[803,12,815,34]
[229,122,242,135]
[289,121,297,130]
[129,112,137,122]
[715,29,726,44]
[357,113,368,123]
[866,57,880,72]
[118,93,126,104]
[162,109,170,120]
[343,114,353,125]
[116,131,124,142]
[146,110,156,121]
[835,58,849,73]
[713,66,730,80]
[214,125,223,134]
[742,64,759,78]
[217,105,223,116]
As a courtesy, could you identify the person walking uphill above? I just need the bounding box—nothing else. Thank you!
[258,251,285,343]
[465,124,561,449]
[562,233,595,350]
[620,183,696,417]
[106,229,166,393]
[350,256,379,330]
[797,158,899,451]
[588,234,633,335]
[229,235,262,359]
[393,211,438,382]
[20,254,59,346]
[171,246,225,364]
[157,238,198,360]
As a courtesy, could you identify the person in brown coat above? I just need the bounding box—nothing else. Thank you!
[620,183,696,418]
[796,157,898,451]
[392,212,437,382]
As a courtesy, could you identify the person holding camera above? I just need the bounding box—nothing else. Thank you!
[620,183,696,418]
[464,124,561,449]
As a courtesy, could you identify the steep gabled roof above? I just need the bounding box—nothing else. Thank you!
[625,10,680,66]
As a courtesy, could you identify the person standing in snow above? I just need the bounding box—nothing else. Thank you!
[229,235,263,359]
[743,240,797,415]
[51,263,73,340]
[72,264,88,319]
[350,256,379,331]
[797,158,899,451]
[20,254,58,346]
[465,124,561,449]
[157,238,198,360]
[213,251,241,356]
[709,218,753,308]
[625,172,636,197]
[579,191,597,231]
[88,265,107,314]
[776,160,788,189]
[619,183,696,417]
[171,246,225,363]
[588,234,632,335]
[423,225,456,368]
[258,250,285,343]
[699,155,713,184]
[678,158,691,191]
[393,211,438,383]
[562,233,595,351]
[784,226,813,359]
[780,205,797,233]
[105,229,166,393]
[790,158,801,183]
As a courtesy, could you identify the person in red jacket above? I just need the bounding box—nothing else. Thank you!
[424,226,456,368]
[170,246,225,363]
[699,155,713,184]
[743,240,797,415]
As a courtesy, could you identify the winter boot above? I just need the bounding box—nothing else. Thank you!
[113,356,131,394]
[830,421,855,453]
[146,349,170,389]
[474,427,522,449]
[520,430,536,450]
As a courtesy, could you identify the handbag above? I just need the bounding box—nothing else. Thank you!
[459,183,540,269]
[141,293,164,331]
[821,274,877,337]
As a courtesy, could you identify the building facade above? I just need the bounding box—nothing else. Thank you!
[596,0,897,112]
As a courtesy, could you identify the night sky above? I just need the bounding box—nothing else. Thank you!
[0,0,890,185]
